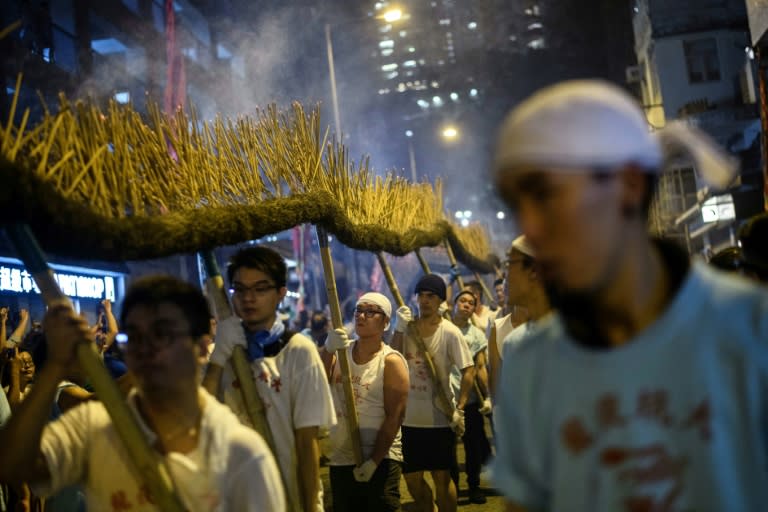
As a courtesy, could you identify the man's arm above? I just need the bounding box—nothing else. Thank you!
[456,365,476,410]
[319,347,335,382]
[7,309,29,347]
[0,303,84,484]
[474,350,490,398]
[369,353,409,465]
[294,426,320,512]
[488,324,501,399]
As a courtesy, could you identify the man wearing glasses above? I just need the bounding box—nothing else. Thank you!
[320,292,409,511]
[0,275,285,510]
[205,246,336,512]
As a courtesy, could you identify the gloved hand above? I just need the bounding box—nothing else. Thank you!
[479,397,493,416]
[352,459,378,482]
[448,264,461,284]
[394,306,413,334]
[450,408,465,437]
[209,316,247,367]
[325,327,352,352]
[438,301,450,317]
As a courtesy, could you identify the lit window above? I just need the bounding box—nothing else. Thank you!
[450,92,459,101]
[431,81,440,88]
[469,88,478,97]
[379,24,392,33]
[528,22,543,30]
[439,18,451,26]
[684,38,721,83]
[403,60,417,67]
[378,88,391,95]
[408,46,416,52]
[375,2,384,9]
[418,59,426,65]
[381,63,399,71]
[417,99,430,108]
[527,37,545,49]
[399,30,407,37]
[114,91,130,104]
[397,83,407,92]
[432,96,443,106]
[468,21,477,30]
[381,48,394,56]
[379,40,394,49]
[385,71,399,79]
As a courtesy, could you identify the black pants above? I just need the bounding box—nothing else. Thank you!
[330,459,402,512]
[460,402,491,489]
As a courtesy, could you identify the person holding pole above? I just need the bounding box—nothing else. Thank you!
[0,275,285,511]
[492,79,768,511]
[205,246,336,512]
[391,274,475,512]
[321,292,409,511]
[450,289,492,504]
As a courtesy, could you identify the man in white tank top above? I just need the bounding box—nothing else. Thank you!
[321,292,410,512]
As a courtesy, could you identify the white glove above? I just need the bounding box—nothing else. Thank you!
[479,398,493,416]
[325,328,352,352]
[352,459,378,482]
[438,301,450,317]
[209,316,247,366]
[450,408,465,437]
[394,306,413,333]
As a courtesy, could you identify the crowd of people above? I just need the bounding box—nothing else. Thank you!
[0,78,767,511]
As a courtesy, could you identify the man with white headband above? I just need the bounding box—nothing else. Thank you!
[487,235,550,398]
[322,292,409,511]
[492,79,768,511]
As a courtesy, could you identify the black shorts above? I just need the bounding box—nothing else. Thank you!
[401,426,457,473]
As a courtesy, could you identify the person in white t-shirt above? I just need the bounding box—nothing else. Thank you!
[492,79,768,511]
[391,274,474,512]
[321,292,409,512]
[464,280,496,331]
[0,275,285,511]
[204,246,336,512]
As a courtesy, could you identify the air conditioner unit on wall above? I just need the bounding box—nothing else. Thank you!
[626,65,642,84]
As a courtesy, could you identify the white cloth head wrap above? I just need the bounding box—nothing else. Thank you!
[510,235,535,258]
[356,292,392,329]
[494,80,738,190]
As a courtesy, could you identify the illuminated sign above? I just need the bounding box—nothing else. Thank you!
[701,194,736,223]
[0,259,119,301]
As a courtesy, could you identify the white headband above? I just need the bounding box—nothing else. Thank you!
[494,80,738,190]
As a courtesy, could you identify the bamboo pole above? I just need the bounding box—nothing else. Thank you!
[415,249,430,274]
[199,250,301,512]
[473,271,495,305]
[444,239,464,289]
[315,225,363,465]
[5,224,185,512]
[376,252,454,418]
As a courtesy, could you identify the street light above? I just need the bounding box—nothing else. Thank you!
[441,125,459,140]
[383,8,403,23]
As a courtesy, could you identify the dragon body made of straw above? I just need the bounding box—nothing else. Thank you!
[0,86,498,272]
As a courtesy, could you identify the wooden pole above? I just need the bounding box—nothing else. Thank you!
[376,252,404,307]
[199,250,301,512]
[415,249,431,274]
[5,224,185,512]
[315,225,363,465]
[473,271,495,305]
[444,239,464,289]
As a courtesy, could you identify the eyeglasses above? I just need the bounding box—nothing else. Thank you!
[354,308,385,319]
[115,327,191,354]
[229,283,279,298]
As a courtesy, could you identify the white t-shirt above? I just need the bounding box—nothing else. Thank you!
[402,319,474,427]
[221,333,336,512]
[451,323,488,405]
[491,314,516,360]
[34,388,285,512]
[492,263,768,511]
[472,306,497,332]
[328,342,407,465]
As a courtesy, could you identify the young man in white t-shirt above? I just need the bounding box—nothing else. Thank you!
[391,274,474,512]
[492,79,768,511]
[321,292,409,512]
[0,275,285,511]
[204,246,336,512]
